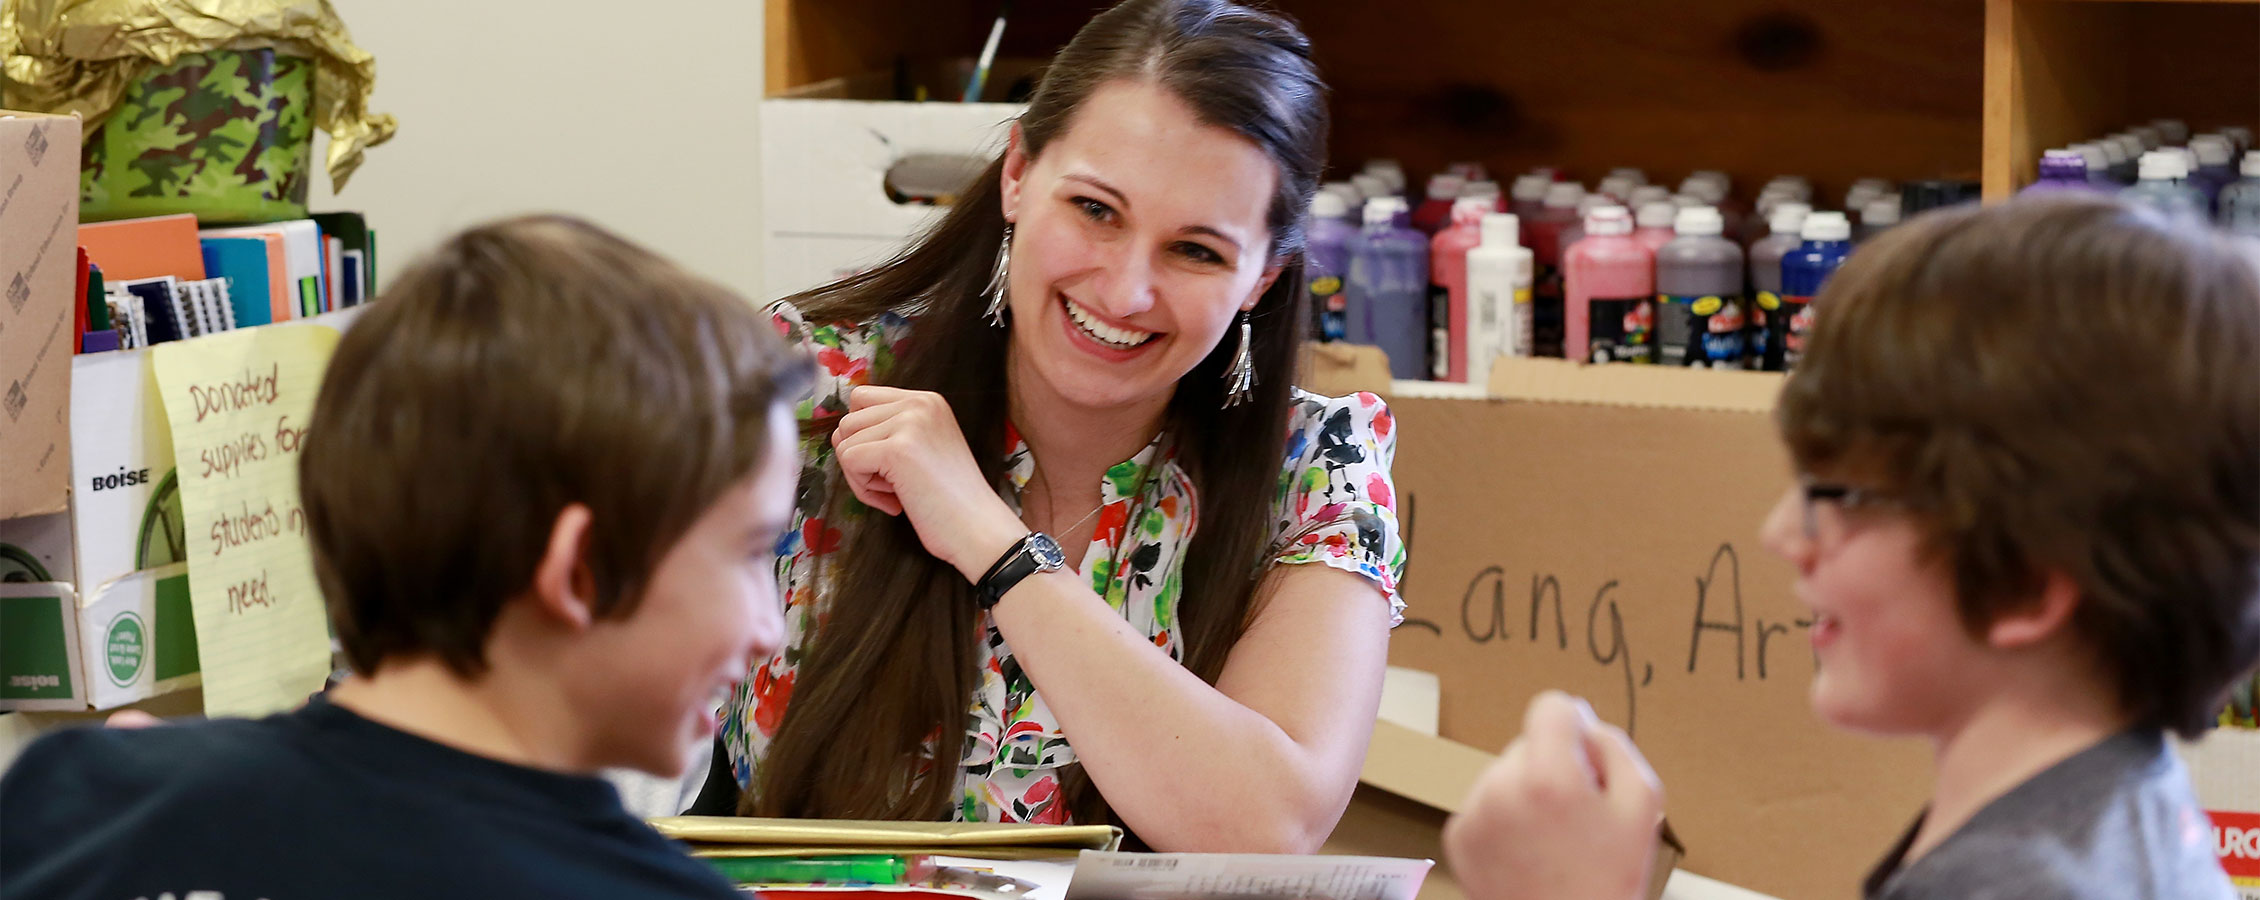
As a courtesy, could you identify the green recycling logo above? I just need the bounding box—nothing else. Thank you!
[105,613,147,687]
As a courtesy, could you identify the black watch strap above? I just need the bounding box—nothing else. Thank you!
[976,532,1065,609]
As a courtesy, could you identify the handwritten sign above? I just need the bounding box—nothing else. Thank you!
[1408,538,1814,741]
[151,326,338,717]
[1381,394,1931,900]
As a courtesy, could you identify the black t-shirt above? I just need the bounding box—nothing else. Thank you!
[0,695,740,900]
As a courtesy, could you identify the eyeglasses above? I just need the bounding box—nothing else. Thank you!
[1799,481,1900,547]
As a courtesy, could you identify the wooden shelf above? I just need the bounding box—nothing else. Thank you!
[766,0,1986,202]
[1983,0,2260,200]
[1297,0,1985,200]
[769,0,2255,206]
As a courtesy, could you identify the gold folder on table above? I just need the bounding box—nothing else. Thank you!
[650,817,1124,860]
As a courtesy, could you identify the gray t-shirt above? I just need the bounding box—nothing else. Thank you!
[1865,730,2233,900]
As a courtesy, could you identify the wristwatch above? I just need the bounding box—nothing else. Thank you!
[975,532,1067,609]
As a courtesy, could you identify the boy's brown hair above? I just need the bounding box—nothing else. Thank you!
[1779,194,2260,737]
[300,215,810,677]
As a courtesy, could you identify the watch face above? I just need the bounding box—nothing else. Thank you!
[1028,533,1068,569]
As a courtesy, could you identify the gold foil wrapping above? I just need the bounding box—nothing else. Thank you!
[1,0,397,190]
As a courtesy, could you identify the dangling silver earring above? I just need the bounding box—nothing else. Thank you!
[1222,310,1255,408]
[983,223,1014,327]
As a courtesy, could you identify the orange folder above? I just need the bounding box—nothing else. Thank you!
[77,213,206,281]
[242,232,291,321]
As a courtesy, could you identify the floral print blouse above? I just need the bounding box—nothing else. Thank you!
[720,303,1407,824]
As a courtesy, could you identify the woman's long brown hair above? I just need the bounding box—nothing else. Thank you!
[747,0,1330,836]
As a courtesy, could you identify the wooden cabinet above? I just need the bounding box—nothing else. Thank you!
[767,0,2254,202]
[1984,0,2260,200]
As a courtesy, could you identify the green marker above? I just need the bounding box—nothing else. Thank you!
[705,855,909,886]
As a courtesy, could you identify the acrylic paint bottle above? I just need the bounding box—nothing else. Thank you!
[2022,149,2099,195]
[1774,211,1853,371]
[1427,197,1493,381]
[1633,202,1679,255]
[1305,190,1358,342]
[1345,196,1431,379]
[1564,205,1657,365]
[2189,135,2239,210]
[2120,150,2208,222]
[1654,205,1746,369]
[1461,180,1507,213]
[1413,173,1469,236]
[1363,159,1407,196]
[1857,197,1902,242]
[1525,182,1587,357]
[1464,212,1535,386]
[1510,174,1552,223]
[1748,206,1808,371]
[2107,135,2143,184]
[2217,151,2260,237]
[1556,194,1615,259]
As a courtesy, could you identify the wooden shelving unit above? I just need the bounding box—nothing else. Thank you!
[766,0,1991,202]
[1983,0,2260,200]
[768,0,2256,203]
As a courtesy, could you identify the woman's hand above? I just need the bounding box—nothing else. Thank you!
[833,385,1028,581]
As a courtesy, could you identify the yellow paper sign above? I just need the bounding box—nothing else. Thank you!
[151,325,339,717]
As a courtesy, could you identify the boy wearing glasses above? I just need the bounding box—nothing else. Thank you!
[1441,194,2260,900]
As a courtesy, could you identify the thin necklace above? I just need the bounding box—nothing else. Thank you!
[1027,469,1105,540]
[1058,501,1105,538]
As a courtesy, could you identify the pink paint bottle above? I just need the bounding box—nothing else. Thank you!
[1564,204,1657,365]
[1427,197,1493,381]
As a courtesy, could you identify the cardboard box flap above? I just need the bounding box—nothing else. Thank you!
[1359,720,1497,814]
[1357,719,1687,853]
[1485,358,1783,414]
[1301,343,1395,399]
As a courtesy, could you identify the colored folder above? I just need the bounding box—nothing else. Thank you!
[77,214,206,281]
[199,237,276,327]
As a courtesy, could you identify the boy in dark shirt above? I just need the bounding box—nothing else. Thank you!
[1,215,811,900]
[1441,194,2259,899]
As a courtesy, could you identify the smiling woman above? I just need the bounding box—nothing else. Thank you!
[706,0,1408,853]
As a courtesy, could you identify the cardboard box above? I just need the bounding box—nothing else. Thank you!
[0,491,200,713]
[759,96,1022,303]
[65,346,185,594]
[1324,720,1685,900]
[76,563,200,710]
[0,507,72,582]
[0,341,202,711]
[0,110,82,519]
[1311,355,1932,900]
[0,563,203,712]
[2182,729,2260,898]
[0,581,84,710]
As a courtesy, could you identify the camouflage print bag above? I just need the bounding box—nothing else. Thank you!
[79,49,313,224]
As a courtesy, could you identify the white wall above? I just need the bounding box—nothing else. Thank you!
[306,0,765,293]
